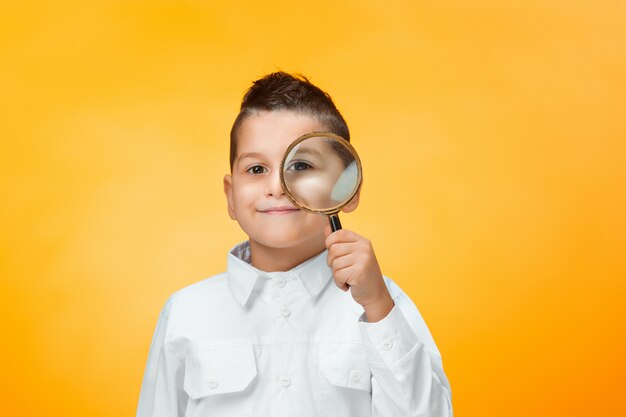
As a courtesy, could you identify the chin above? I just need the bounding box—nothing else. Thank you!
[251,230,322,250]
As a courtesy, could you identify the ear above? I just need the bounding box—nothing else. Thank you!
[223,174,237,220]
[341,185,361,213]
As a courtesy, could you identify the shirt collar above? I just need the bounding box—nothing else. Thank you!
[227,241,332,306]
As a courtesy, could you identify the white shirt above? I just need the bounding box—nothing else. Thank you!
[137,242,452,417]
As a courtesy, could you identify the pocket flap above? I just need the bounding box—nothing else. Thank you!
[184,344,257,400]
[319,343,372,392]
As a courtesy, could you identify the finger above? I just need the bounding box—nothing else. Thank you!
[333,268,354,291]
[326,242,357,266]
[332,272,350,291]
[335,282,349,292]
[325,228,360,249]
[329,252,354,271]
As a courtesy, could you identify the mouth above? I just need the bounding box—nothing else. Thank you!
[258,206,300,215]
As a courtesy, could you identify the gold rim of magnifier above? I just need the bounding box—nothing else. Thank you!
[279,131,363,215]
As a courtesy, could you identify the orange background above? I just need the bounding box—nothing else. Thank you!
[1,1,625,416]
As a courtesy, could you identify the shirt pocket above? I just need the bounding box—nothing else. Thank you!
[318,342,373,416]
[183,344,258,416]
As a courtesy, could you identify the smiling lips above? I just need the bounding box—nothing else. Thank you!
[258,206,299,215]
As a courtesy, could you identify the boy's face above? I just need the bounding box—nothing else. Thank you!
[224,111,334,252]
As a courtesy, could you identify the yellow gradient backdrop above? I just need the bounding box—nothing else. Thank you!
[1,1,625,416]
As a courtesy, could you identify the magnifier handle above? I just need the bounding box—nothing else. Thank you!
[329,214,342,232]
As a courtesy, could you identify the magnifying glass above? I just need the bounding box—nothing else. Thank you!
[280,132,363,232]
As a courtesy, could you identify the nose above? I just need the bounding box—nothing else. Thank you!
[265,169,285,198]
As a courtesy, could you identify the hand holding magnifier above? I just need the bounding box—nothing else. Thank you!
[280,132,363,232]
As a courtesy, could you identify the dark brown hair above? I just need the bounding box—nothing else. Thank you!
[229,72,350,170]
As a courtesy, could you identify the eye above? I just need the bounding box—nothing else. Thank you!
[246,165,268,175]
[288,160,314,171]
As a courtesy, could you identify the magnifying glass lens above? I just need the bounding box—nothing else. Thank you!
[281,133,362,231]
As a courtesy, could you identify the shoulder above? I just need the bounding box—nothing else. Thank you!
[172,272,229,298]
[163,272,230,315]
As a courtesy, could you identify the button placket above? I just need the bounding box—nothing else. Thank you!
[274,276,286,288]
[279,374,292,388]
[270,275,287,299]
[279,305,291,318]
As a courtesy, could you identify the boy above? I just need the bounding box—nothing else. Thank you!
[137,72,452,417]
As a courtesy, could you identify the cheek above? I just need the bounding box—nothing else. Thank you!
[301,210,329,230]
[290,175,333,208]
[327,165,344,184]
[231,181,259,209]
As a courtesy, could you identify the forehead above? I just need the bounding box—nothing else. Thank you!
[236,111,327,162]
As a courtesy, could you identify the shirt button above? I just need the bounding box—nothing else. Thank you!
[280,306,291,317]
[279,375,292,387]
[275,276,286,288]
[381,339,393,351]
[207,377,219,389]
[350,370,362,383]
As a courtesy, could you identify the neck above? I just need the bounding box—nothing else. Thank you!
[249,239,326,272]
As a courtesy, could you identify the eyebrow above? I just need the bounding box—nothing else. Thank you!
[292,146,323,160]
[237,152,266,164]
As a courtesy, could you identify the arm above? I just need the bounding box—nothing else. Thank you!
[136,297,187,417]
[358,282,452,417]
[325,229,452,417]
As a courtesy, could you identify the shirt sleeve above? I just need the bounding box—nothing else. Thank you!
[136,296,187,417]
[357,278,453,417]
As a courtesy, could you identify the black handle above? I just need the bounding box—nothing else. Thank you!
[329,214,342,232]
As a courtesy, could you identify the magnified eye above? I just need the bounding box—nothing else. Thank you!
[246,165,267,175]
[288,160,314,171]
